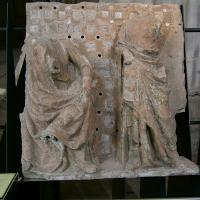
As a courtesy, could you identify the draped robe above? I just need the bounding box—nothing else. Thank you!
[117,15,179,167]
[21,39,96,173]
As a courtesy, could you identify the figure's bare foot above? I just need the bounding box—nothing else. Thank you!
[141,162,153,168]
[71,148,97,174]
[168,153,181,167]
[167,157,181,168]
[75,159,97,174]
[126,160,140,171]
[83,162,97,174]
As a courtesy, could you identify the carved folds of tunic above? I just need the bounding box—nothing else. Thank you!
[18,2,199,179]
[117,14,179,168]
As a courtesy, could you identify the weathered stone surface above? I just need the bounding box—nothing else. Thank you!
[23,157,198,180]
[100,0,186,114]
[21,38,97,174]
[18,2,199,180]
[117,11,181,168]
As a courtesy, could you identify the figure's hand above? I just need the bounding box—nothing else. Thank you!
[80,85,94,110]
[123,48,134,66]
[80,89,90,102]
[83,78,92,93]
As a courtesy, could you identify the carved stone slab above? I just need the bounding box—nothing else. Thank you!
[20,2,199,180]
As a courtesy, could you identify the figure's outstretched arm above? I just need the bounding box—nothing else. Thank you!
[62,40,94,93]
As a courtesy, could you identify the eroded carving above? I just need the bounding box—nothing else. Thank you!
[117,13,180,169]
[21,39,97,174]
[18,2,199,180]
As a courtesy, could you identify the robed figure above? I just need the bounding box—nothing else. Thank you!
[117,14,180,169]
[20,39,97,174]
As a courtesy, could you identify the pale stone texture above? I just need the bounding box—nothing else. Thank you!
[19,2,199,180]
[117,11,181,168]
[23,157,198,180]
[100,1,186,115]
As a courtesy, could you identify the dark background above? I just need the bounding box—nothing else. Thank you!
[0,0,200,199]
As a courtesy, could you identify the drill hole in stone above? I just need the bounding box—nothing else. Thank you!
[98,54,101,58]
[97,111,101,114]
[39,6,42,9]
[99,92,102,96]
[81,35,85,39]
[81,6,85,9]
[96,128,99,131]
[54,66,59,70]
[54,6,57,10]
[96,35,100,39]
[68,35,71,39]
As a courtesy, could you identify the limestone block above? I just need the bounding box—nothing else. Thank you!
[19,2,198,180]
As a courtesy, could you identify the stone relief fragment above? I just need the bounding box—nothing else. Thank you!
[21,39,97,175]
[18,2,199,180]
[117,13,179,169]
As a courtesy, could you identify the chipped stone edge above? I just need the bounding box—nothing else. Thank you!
[23,157,199,180]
